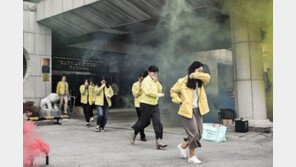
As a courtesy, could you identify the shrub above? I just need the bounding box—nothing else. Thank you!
[23,101,41,117]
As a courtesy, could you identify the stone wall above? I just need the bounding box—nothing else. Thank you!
[194,49,234,123]
[23,1,52,106]
[194,49,233,96]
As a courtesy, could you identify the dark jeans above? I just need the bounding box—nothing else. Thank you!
[82,103,91,123]
[136,107,147,139]
[96,105,109,128]
[132,103,163,139]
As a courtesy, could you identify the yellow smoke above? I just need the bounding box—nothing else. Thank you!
[220,0,273,120]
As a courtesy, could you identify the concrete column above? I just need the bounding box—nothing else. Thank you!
[230,0,272,127]
[23,2,52,106]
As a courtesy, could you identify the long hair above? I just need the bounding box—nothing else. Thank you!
[186,61,204,89]
[142,71,149,78]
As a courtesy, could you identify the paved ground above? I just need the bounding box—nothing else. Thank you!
[33,109,273,167]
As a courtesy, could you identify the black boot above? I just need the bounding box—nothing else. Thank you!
[140,137,147,142]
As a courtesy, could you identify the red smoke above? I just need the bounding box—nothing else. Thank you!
[23,121,50,167]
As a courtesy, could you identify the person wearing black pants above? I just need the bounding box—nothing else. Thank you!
[88,79,95,122]
[135,107,147,141]
[130,65,167,149]
[132,73,148,141]
[133,103,163,140]
[80,79,91,126]
[81,103,91,124]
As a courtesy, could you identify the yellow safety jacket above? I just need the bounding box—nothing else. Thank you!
[94,84,114,107]
[80,85,89,104]
[56,81,69,96]
[88,84,95,105]
[140,76,163,106]
[170,72,211,119]
[132,81,143,108]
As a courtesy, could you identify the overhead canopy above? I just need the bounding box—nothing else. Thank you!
[37,0,231,53]
[38,0,221,38]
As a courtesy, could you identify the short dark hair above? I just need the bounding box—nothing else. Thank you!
[148,65,159,73]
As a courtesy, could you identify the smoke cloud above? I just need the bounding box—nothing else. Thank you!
[60,0,272,125]
[220,0,273,120]
[120,0,231,126]
[23,121,50,167]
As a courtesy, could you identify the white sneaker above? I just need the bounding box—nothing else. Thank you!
[188,156,202,164]
[90,117,94,122]
[177,144,188,159]
[95,126,101,132]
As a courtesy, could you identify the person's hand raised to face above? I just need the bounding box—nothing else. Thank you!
[154,74,159,82]
[189,66,204,79]
[159,93,165,97]
[84,81,89,88]
[101,80,106,85]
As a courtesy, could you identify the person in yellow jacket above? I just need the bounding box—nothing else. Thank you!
[130,65,167,149]
[88,78,95,122]
[131,72,149,141]
[56,75,69,114]
[170,61,211,164]
[80,79,93,126]
[94,78,114,132]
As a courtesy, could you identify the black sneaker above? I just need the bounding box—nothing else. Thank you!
[140,138,147,142]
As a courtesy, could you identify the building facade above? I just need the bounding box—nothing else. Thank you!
[23,0,272,127]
